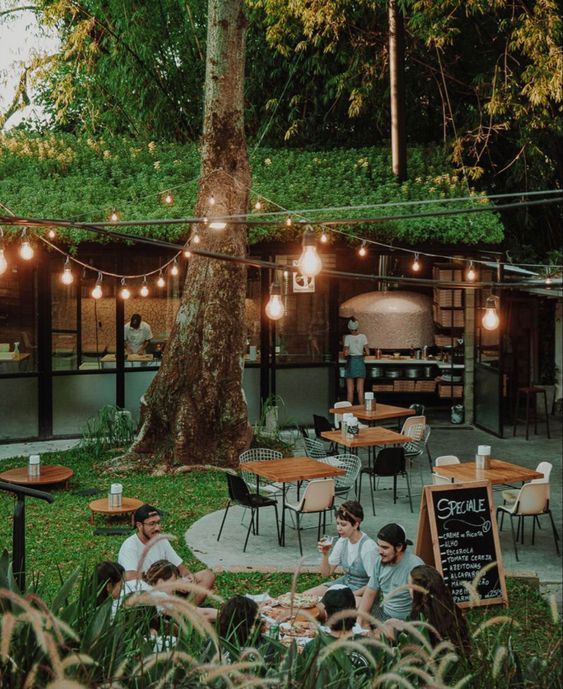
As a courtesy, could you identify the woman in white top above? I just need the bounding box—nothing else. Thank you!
[305,501,377,603]
[343,317,369,404]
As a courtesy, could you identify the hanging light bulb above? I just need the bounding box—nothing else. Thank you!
[120,278,130,299]
[482,296,500,331]
[0,230,6,275]
[19,230,34,260]
[109,209,120,222]
[140,276,149,297]
[412,253,421,272]
[91,272,103,299]
[358,242,367,257]
[466,261,476,282]
[170,259,179,276]
[209,220,227,230]
[157,270,165,288]
[320,230,328,244]
[192,232,201,244]
[162,191,174,205]
[265,282,285,320]
[254,199,262,210]
[545,273,552,286]
[298,228,322,277]
[209,194,216,206]
[184,249,192,258]
[285,216,292,227]
[61,257,74,285]
[202,216,208,225]
[47,228,56,239]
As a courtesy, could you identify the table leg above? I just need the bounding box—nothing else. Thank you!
[281,483,287,547]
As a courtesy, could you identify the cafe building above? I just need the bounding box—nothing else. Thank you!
[0,234,559,443]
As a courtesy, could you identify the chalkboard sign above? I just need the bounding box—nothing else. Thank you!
[416,481,507,608]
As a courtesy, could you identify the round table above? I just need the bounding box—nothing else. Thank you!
[88,497,143,524]
[0,464,74,489]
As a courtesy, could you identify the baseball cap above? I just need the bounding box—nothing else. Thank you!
[133,504,161,524]
[377,523,413,546]
[321,586,356,615]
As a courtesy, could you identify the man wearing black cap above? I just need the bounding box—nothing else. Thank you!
[118,503,215,605]
[357,523,423,625]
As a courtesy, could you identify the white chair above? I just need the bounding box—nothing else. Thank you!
[502,461,552,504]
[333,401,368,429]
[496,482,560,561]
[284,479,335,555]
[239,448,283,496]
[303,436,329,460]
[402,418,432,471]
[435,455,460,466]
[319,454,362,499]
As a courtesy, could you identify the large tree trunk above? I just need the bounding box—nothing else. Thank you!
[130,0,252,467]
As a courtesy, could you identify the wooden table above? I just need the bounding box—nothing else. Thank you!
[433,459,543,486]
[328,403,414,425]
[321,427,413,450]
[241,456,345,546]
[88,497,143,524]
[0,464,74,488]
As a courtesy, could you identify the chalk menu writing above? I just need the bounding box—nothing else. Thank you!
[430,485,502,604]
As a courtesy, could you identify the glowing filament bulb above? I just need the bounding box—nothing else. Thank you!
[320,231,328,244]
[140,277,149,297]
[157,272,165,288]
[285,217,292,227]
[358,243,367,257]
[109,210,119,222]
[120,278,130,299]
[482,297,499,331]
[184,249,192,258]
[466,261,476,282]
[545,275,552,286]
[48,229,56,239]
[254,199,262,210]
[192,232,201,244]
[20,232,34,260]
[91,274,103,299]
[162,191,174,205]
[61,258,74,285]
[0,248,7,275]
[412,253,421,272]
[170,260,179,276]
[298,229,322,277]
[265,283,285,320]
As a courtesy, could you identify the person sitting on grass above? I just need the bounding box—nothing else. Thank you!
[117,503,215,606]
[409,564,471,659]
[217,595,278,664]
[305,501,377,605]
[95,561,125,607]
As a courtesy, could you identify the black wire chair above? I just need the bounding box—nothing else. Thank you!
[312,414,337,454]
[217,473,280,552]
[358,447,413,516]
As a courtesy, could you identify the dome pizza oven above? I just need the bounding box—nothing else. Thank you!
[339,291,434,349]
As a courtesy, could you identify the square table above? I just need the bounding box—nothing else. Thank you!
[328,403,414,426]
[433,458,543,486]
[240,456,345,546]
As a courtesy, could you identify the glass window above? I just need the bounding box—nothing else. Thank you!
[80,274,116,370]
[51,265,78,370]
[0,250,37,373]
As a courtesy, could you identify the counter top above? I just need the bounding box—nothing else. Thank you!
[338,357,464,369]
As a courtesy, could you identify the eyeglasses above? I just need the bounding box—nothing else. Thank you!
[143,519,161,527]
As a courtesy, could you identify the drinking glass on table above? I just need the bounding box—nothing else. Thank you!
[318,535,334,554]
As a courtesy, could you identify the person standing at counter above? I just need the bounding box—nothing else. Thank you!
[124,313,153,354]
[343,317,369,404]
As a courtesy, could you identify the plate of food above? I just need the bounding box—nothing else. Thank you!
[277,592,318,609]
[279,621,316,638]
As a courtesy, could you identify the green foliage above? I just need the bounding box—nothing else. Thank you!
[80,404,136,460]
[0,132,504,247]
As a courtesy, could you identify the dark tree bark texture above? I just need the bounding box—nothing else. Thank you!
[131,0,252,467]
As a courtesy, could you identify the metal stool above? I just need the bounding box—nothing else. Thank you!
[512,387,551,440]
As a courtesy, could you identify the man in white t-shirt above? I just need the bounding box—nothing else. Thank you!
[118,504,215,606]
[124,313,153,354]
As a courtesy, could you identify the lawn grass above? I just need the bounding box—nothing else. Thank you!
[0,445,560,669]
